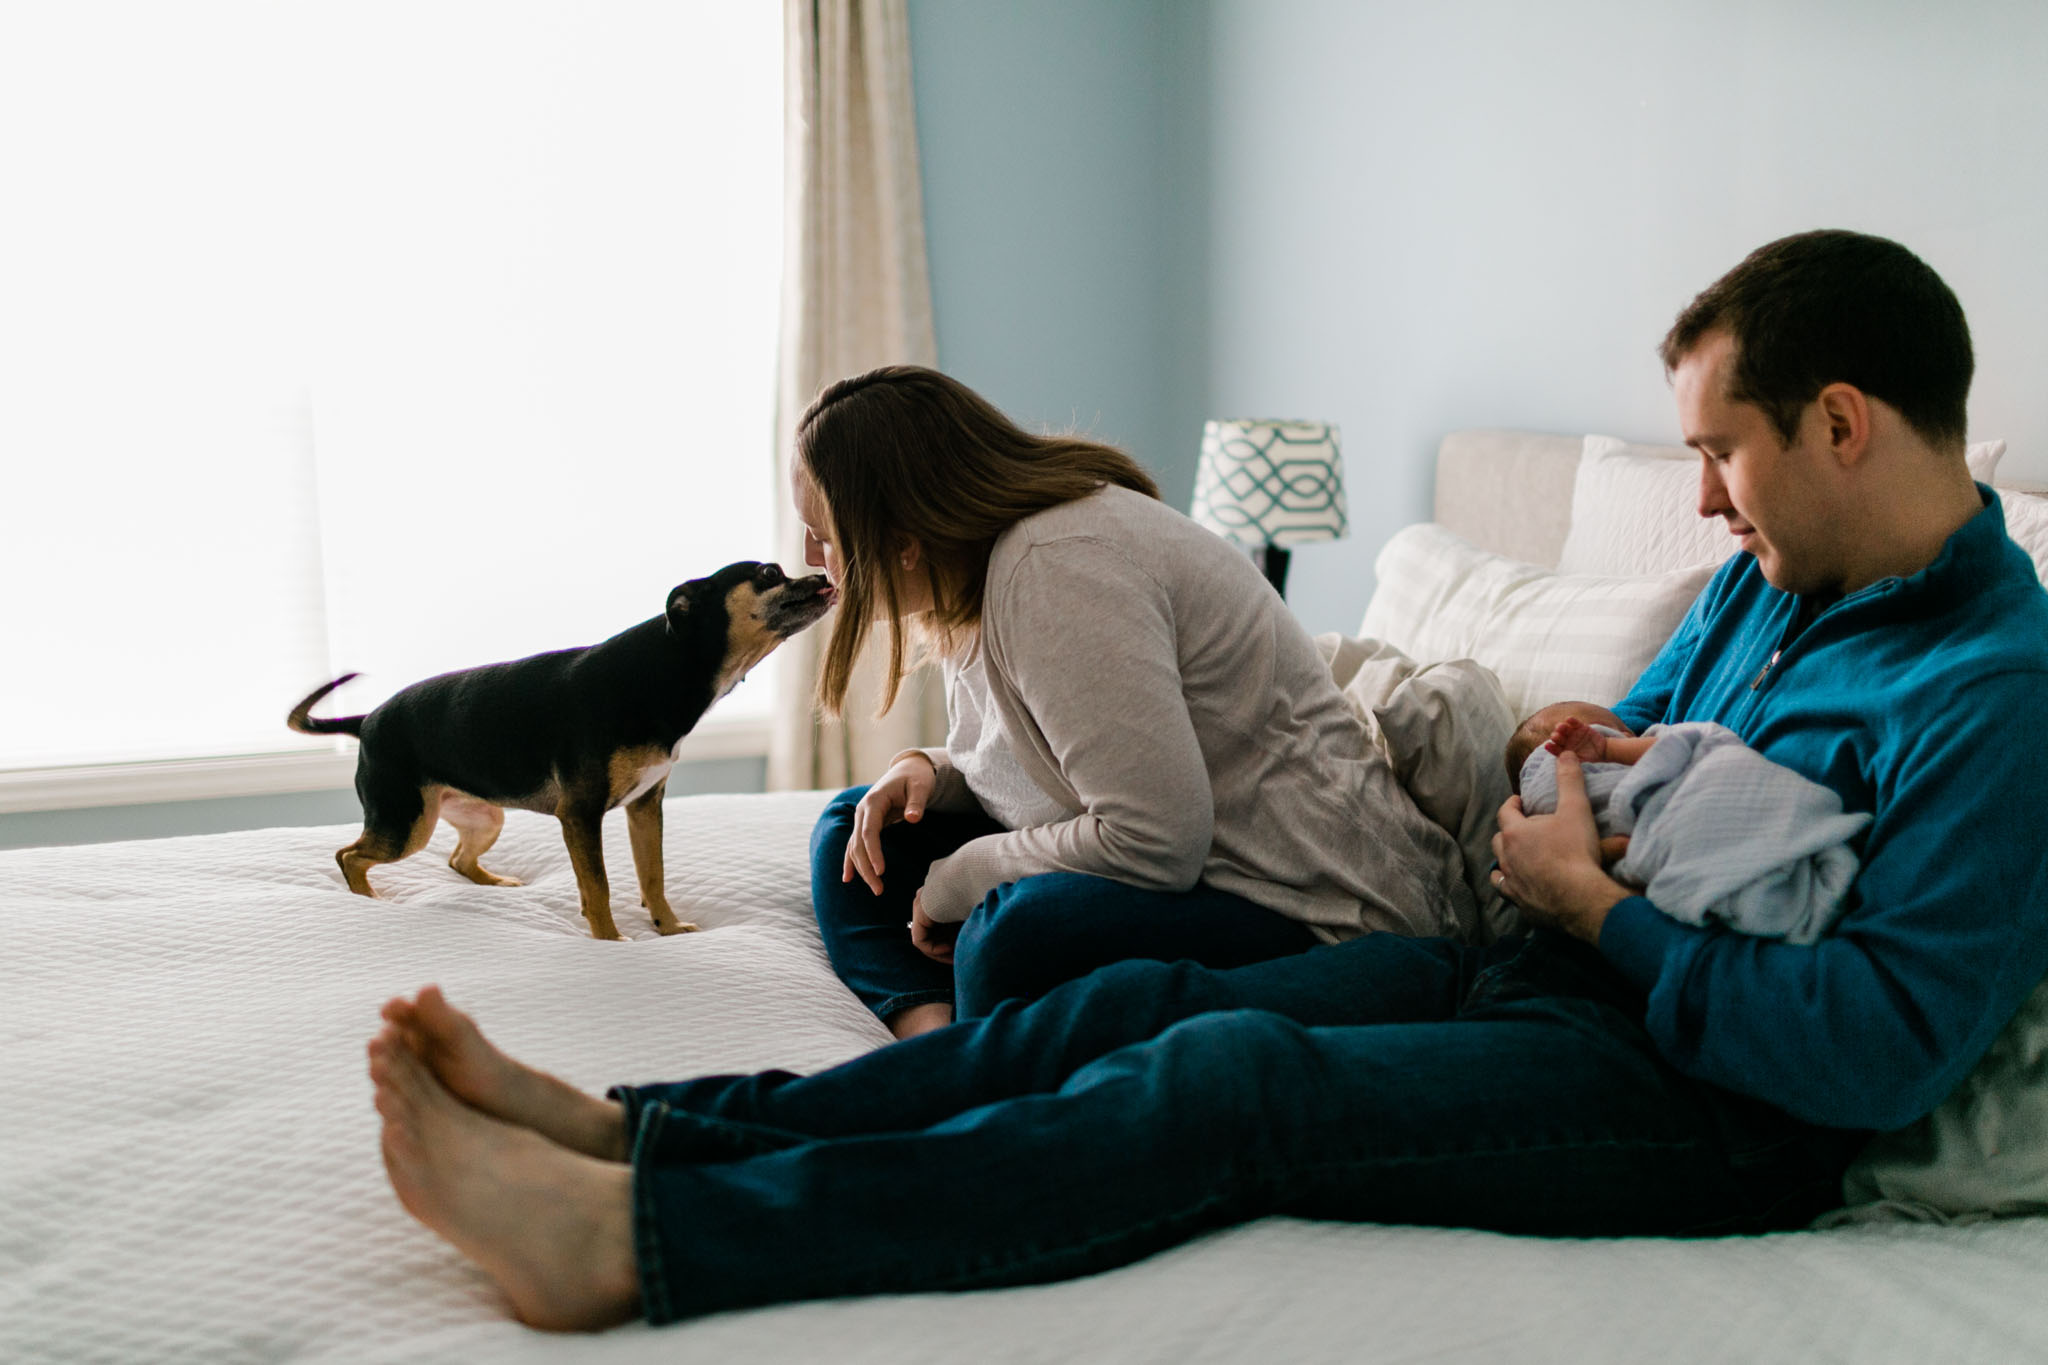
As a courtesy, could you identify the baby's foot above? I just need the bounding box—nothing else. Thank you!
[381,986,628,1161]
[368,1025,641,1332]
[1545,716,1609,763]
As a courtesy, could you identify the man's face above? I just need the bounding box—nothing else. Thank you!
[1673,330,1844,595]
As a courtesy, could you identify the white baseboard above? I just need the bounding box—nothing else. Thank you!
[0,718,771,814]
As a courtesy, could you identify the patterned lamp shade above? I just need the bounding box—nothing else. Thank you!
[1190,419,1349,549]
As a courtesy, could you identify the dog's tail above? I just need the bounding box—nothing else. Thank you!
[287,674,366,736]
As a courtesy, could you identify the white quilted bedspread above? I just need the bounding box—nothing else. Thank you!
[5,791,2048,1365]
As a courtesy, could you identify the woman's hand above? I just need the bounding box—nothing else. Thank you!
[844,752,938,896]
[908,889,957,964]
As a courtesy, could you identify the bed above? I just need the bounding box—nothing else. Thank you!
[7,430,2048,1364]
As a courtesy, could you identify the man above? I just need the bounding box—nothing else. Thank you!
[368,230,2048,1330]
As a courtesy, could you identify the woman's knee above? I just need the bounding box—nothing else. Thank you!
[972,873,1116,933]
[819,785,867,826]
[954,874,1109,1018]
[809,785,868,863]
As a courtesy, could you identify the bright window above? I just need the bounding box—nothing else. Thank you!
[0,1,784,771]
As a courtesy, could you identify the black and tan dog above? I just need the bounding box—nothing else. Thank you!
[288,561,833,940]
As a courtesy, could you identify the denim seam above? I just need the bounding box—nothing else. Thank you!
[874,987,954,1021]
[1281,1131,1705,1175]
[604,1083,646,1138]
[854,1186,1243,1297]
[657,1105,813,1158]
[628,1101,676,1326]
[1460,959,1521,1006]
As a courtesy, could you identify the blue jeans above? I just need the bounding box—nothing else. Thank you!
[809,785,1318,1021]
[610,929,1868,1324]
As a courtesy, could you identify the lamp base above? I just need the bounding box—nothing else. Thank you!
[1252,544,1291,598]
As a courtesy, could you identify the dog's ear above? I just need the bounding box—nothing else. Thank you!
[664,584,691,635]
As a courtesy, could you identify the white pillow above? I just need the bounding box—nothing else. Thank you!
[1557,435,1736,577]
[2001,488,2048,587]
[1361,522,1715,720]
[1558,435,2011,578]
[1969,438,2008,484]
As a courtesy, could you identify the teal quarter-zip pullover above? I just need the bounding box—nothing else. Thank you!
[1604,488,2048,1130]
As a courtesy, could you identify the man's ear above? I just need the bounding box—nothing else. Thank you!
[665,584,691,635]
[1816,382,1873,468]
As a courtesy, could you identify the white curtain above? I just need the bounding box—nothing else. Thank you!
[0,3,785,774]
[769,0,948,792]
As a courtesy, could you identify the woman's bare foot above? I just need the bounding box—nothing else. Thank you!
[381,986,628,1161]
[888,1000,953,1040]
[369,1024,641,1332]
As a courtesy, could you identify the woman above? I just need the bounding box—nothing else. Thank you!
[795,366,1473,1038]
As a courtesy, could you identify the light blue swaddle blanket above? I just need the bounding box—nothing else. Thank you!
[1518,722,1873,944]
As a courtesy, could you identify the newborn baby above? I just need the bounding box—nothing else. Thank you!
[1506,703,1872,945]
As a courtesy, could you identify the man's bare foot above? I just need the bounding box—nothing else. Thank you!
[381,986,628,1161]
[369,1024,641,1332]
[888,1000,953,1040]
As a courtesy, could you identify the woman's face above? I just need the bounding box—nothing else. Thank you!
[792,466,843,587]
[792,464,932,615]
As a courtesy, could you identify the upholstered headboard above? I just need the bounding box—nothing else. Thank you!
[1434,429,1681,568]
[1433,428,2039,571]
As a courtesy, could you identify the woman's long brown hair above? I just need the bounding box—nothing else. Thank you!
[796,365,1160,717]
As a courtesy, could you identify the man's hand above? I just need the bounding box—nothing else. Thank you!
[909,889,957,964]
[1492,751,1634,942]
[844,753,938,896]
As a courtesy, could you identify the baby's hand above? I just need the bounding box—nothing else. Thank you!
[1544,716,1609,763]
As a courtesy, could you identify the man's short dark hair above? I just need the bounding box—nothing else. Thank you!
[1659,230,1973,450]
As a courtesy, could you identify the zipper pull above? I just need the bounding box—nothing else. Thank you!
[1749,648,1781,691]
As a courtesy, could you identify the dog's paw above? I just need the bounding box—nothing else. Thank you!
[653,918,700,935]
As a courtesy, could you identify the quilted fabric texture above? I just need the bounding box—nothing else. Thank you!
[1,790,887,1363]
[7,790,2048,1363]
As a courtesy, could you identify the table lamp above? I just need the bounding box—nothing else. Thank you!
[1189,418,1348,597]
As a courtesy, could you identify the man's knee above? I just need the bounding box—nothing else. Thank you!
[1154,1008,1313,1073]
[1080,1008,1319,1146]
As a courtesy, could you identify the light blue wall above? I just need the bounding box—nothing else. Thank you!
[26,1,2048,844]
[911,0,2048,638]
[1199,0,2048,636]
[907,0,1212,507]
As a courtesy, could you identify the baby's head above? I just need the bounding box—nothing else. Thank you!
[1505,702,1626,793]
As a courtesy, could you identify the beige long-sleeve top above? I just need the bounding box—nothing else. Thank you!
[903,484,1478,942]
